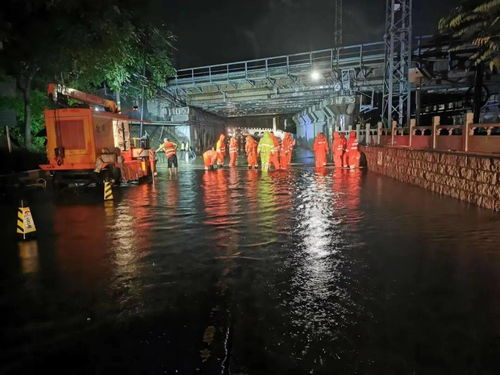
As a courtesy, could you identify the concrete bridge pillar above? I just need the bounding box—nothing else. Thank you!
[293,111,317,148]
[323,95,360,132]
[322,106,335,141]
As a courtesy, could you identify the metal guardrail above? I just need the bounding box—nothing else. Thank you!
[171,36,433,85]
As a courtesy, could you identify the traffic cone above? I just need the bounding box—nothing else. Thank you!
[104,181,113,201]
[17,200,36,240]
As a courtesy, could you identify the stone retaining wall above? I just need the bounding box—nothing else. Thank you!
[360,146,500,211]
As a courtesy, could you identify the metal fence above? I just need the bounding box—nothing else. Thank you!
[171,36,433,85]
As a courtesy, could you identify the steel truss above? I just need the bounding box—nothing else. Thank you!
[382,0,412,127]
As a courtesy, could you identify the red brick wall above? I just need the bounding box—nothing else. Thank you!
[360,146,500,211]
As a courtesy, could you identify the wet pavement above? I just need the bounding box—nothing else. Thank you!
[1,153,500,374]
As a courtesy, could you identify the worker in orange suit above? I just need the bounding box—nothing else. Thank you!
[313,132,329,168]
[343,131,361,168]
[215,133,226,168]
[203,148,218,170]
[229,136,239,167]
[332,132,347,168]
[269,131,281,170]
[155,138,178,176]
[245,135,259,169]
[280,132,295,169]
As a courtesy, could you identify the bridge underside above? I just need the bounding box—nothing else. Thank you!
[165,42,387,117]
[160,37,498,151]
[164,37,490,120]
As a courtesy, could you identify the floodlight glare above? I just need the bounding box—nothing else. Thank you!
[310,70,321,81]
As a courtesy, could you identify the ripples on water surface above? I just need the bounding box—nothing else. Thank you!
[1,164,499,374]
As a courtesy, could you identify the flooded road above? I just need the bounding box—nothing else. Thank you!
[1,159,500,374]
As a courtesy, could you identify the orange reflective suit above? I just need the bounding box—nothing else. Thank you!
[164,141,177,159]
[332,132,347,168]
[229,137,238,167]
[270,133,280,170]
[343,131,361,168]
[245,135,258,168]
[313,132,329,167]
[215,134,226,166]
[203,149,218,169]
[280,133,295,169]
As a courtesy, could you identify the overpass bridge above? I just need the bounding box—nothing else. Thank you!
[164,35,477,118]
[160,36,498,150]
[166,39,389,117]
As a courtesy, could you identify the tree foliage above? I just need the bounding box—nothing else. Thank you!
[0,91,48,151]
[0,0,175,149]
[439,0,500,70]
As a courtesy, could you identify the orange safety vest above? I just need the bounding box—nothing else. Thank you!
[229,138,238,153]
[164,141,177,159]
[313,137,329,154]
[347,138,358,151]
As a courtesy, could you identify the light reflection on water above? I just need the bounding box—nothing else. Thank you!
[1,164,499,374]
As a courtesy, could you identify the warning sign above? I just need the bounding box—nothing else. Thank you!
[17,207,36,235]
[22,208,36,234]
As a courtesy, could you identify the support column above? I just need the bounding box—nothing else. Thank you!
[323,95,359,132]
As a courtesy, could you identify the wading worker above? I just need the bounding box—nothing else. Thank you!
[343,131,361,169]
[156,138,178,176]
[203,148,218,170]
[269,131,281,170]
[313,132,329,168]
[332,132,347,168]
[215,133,226,168]
[229,136,239,167]
[280,132,295,169]
[258,132,274,172]
[245,135,259,169]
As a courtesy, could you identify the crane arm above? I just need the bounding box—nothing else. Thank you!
[47,83,119,113]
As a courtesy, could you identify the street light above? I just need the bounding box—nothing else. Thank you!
[310,70,321,81]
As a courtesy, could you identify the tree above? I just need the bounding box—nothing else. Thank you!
[439,0,500,70]
[0,90,48,151]
[0,0,175,149]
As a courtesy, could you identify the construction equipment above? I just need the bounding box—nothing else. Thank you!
[40,83,156,186]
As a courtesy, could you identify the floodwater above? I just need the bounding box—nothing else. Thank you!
[1,154,499,374]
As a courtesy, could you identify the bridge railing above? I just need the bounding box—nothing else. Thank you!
[171,37,432,85]
[174,42,385,84]
[361,113,500,155]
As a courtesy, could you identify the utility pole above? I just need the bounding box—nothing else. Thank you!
[382,0,413,127]
[334,0,343,47]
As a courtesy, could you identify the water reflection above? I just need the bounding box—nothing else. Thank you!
[283,168,364,364]
[18,240,39,274]
[106,184,157,318]
[256,174,278,240]
[201,169,241,371]
[202,170,230,228]
[53,205,108,286]
[2,164,500,374]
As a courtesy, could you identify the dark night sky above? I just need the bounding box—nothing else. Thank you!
[150,0,460,68]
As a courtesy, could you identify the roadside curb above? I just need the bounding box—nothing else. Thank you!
[0,169,50,187]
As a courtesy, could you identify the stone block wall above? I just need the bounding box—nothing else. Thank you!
[360,146,500,211]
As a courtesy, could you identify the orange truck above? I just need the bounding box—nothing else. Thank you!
[40,84,156,186]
